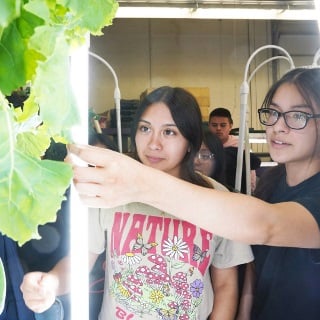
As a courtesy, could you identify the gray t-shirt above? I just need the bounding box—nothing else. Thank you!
[89,180,253,320]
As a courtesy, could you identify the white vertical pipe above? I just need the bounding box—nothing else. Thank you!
[315,0,320,33]
[236,81,249,193]
[236,45,294,194]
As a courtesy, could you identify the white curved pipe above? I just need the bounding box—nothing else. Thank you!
[247,56,293,83]
[236,45,295,194]
[312,48,320,67]
[88,51,123,153]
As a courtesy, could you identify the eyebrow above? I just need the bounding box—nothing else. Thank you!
[138,119,177,127]
[269,102,312,111]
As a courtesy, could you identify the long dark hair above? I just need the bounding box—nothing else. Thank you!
[256,67,320,200]
[131,86,212,188]
[202,130,227,185]
[261,67,320,114]
[254,164,286,201]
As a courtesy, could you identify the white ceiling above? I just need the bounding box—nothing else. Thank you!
[117,1,315,10]
[116,1,317,20]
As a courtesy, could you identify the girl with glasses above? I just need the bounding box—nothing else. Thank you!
[67,67,320,320]
[194,130,228,187]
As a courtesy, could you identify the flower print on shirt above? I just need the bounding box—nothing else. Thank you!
[163,236,189,260]
[108,211,214,319]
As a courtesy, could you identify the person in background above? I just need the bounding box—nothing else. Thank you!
[88,108,118,152]
[194,130,228,187]
[67,67,320,320]
[208,107,238,147]
[208,107,261,193]
[194,130,250,312]
[0,233,35,320]
[21,86,253,320]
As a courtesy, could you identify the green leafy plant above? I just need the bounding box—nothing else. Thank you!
[0,0,118,311]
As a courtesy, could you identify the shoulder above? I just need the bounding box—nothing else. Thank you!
[201,174,229,191]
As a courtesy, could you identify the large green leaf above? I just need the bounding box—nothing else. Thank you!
[0,22,27,95]
[32,32,80,134]
[0,151,72,245]
[0,258,5,315]
[63,0,119,35]
[0,8,44,95]
[0,95,72,245]
[0,0,118,245]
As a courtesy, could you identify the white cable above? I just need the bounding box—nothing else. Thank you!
[88,52,123,153]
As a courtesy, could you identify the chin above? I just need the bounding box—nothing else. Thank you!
[269,154,286,164]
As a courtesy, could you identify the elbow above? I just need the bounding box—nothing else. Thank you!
[252,221,275,245]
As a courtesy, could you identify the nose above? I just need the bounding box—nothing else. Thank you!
[194,157,201,165]
[148,132,162,150]
[272,114,290,133]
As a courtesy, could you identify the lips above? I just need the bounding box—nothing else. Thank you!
[270,138,290,148]
[274,139,287,145]
[146,155,163,164]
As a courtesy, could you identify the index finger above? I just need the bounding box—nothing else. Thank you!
[67,144,115,167]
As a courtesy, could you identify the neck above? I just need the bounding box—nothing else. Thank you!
[285,160,320,186]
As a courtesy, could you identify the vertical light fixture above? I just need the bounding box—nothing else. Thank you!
[315,0,320,32]
[69,40,89,320]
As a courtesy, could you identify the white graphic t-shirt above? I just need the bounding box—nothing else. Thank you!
[89,181,253,320]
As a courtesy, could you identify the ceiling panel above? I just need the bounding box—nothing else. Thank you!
[117,0,315,10]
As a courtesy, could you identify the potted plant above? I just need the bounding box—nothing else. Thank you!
[0,0,118,312]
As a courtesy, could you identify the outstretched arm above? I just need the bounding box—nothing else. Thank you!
[67,144,320,249]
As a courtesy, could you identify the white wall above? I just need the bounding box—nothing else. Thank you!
[89,19,272,125]
[88,18,319,153]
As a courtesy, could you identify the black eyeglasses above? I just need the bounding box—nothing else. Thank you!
[258,108,320,130]
[195,151,215,161]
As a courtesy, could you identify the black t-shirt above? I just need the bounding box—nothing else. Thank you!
[224,146,261,193]
[252,172,320,320]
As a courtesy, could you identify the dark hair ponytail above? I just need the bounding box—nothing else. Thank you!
[254,164,286,201]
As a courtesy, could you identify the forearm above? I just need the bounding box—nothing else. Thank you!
[210,267,238,320]
[48,256,70,296]
[236,262,255,320]
[139,169,269,244]
[69,144,320,248]
[210,290,238,320]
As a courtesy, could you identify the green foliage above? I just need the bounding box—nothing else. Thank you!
[0,0,118,247]
[0,0,118,311]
